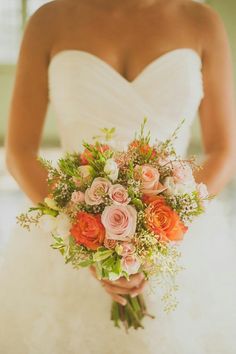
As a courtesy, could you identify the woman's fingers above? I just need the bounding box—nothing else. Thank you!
[89,265,145,289]
[102,282,132,295]
[89,265,147,297]
[129,278,147,297]
[102,278,147,296]
[89,265,147,304]
[102,272,145,289]
[109,293,127,306]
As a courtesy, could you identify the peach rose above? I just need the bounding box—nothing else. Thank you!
[134,165,166,196]
[85,177,111,205]
[70,212,105,250]
[145,196,188,242]
[71,191,85,204]
[121,255,141,275]
[108,184,130,205]
[101,205,137,241]
[119,242,136,257]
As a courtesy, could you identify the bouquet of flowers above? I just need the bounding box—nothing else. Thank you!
[17,119,209,330]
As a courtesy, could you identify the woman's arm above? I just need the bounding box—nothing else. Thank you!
[196,6,236,195]
[6,5,55,204]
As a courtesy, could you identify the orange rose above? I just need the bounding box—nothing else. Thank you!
[70,212,105,250]
[145,196,188,242]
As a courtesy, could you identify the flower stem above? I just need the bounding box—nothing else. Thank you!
[111,294,154,330]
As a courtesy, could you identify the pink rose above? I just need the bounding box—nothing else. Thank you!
[85,178,111,205]
[119,242,135,257]
[121,255,140,275]
[101,205,137,241]
[135,164,166,196]
[108,184,130,205]
[71,191,85,204]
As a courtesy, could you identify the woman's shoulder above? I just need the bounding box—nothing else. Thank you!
[26,0,80,33]
[181,1,227,52]
[183,1,225,33]
[22,0,76,53]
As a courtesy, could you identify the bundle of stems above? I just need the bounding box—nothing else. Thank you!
[111,294,155,331]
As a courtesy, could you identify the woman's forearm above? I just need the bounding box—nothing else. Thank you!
[6,151,48,205]
[194,150,236,196]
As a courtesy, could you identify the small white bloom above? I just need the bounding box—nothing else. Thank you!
[38,214,57,233]
[56,213,71,239]
[104,158,119,182]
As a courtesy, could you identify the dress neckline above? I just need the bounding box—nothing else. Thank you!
[48,48,202,84]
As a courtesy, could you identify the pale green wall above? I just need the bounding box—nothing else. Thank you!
[0,65,58,146]
[208,0,236,85]
[0,0,235,146]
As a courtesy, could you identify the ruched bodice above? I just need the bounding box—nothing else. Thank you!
[48,48,204,155]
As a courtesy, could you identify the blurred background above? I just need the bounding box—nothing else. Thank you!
[0,0,235,249]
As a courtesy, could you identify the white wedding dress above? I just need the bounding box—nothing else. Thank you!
[1,48,236,354]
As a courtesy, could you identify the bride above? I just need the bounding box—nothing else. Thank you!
[2,0,236,353]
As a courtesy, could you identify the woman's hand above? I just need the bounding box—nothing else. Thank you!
[89,265,147,306]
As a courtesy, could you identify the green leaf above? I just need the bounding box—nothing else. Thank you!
[131,198,144,211]
[78,259,94,267]
[93,249,114,262]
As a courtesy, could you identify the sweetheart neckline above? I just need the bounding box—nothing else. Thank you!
[48,48,202,84]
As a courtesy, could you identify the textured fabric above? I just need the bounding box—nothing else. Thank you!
[0,49,235,354]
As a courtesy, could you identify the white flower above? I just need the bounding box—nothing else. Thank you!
[164,176,196,195]
[56,213,71,239]
[38,214,57,233]
[38,213,71,241]
[44,197,60,211]
[104,158,119,182]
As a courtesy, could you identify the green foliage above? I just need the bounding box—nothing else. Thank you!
[51,235,94,268]
[135,117,151,145]
[16,210,42,231]
[29,202,58,217]
[166,191,204,223]
[81,142,113,174]
[57,153,81,177]
[93,127,116,142]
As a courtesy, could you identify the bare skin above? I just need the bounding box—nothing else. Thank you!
[5,0,236,305]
